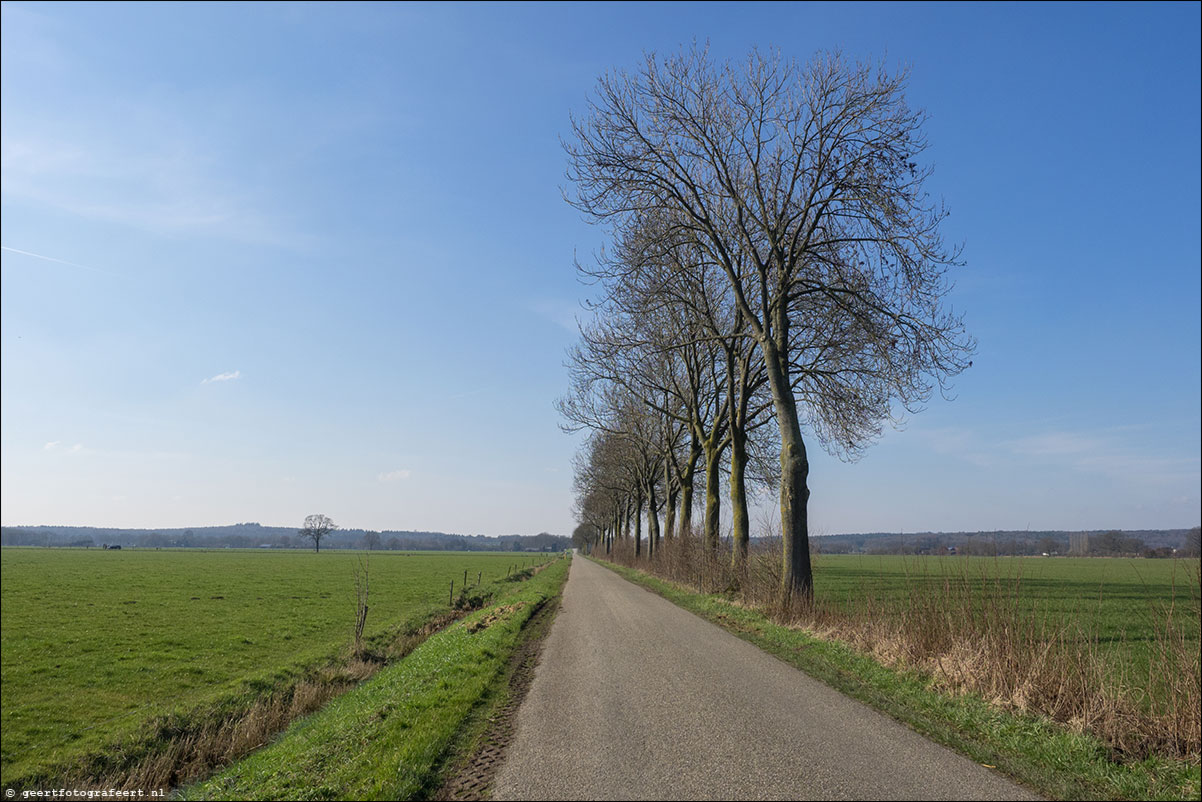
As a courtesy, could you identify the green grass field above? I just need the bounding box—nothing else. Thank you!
[0,547,555,788]
[807,554,1200,671]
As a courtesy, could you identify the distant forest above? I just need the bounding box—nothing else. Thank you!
[800,527,1201,558]
[0,523,571,552]
[6,523,1197,559]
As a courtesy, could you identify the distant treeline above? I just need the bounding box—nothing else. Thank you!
[0,523,571,552]
[802,527,1201,558]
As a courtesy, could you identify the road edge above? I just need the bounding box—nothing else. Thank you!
[433,561,570,801]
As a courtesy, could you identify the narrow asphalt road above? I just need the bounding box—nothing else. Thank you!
[492,556,1040,801]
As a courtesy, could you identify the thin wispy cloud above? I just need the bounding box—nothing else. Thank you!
[202,370,241,384]
[1009,431,1102,458]
[1,128,308,249]
[447,388,487,401]
[378,469,412,482]
[908,425,996,468]
[43,441,85,454]
[1,245,112,276]
[910,423,1200,488]
[1005,429,1200,486]
[529,298,584,334]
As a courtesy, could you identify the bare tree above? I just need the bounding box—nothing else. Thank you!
[300,513,337,553]
[566,47,975,601]
[564,240,734,555]
[563,384,666,560]
[352,553,369,655]
[572,522,601,553]
[1184,526,1201,558]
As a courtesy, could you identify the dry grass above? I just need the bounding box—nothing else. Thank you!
[602,535,1201,761]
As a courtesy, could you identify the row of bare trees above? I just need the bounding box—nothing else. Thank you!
[559,47,975,602]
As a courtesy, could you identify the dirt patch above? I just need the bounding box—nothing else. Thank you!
[435,593,562,800]
[466,603,527,633]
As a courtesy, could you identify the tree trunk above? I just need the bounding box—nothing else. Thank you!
[729,425,750,571]
[634,492,643,558]
[702,441,722,554]
[778,417,812,601]
[760,336,813,602]
[678,440,700,538]
[664,485,678,543]
[663,459,677,542]
[647,478,660,558]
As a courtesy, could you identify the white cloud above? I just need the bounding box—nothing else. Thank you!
[202,370,241,384]
[378,469,412,482]
[44,441,85,454]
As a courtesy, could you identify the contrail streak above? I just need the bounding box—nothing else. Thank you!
[1,245,114,275]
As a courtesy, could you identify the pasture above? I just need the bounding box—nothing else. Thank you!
[809,554,1200,672]
[0,547,550,787]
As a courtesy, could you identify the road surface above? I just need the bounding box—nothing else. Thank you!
[492,556,1039,801]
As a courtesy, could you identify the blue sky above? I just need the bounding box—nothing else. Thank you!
[2,2,1198,536]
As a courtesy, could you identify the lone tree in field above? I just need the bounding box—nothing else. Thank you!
[300,514,337,553]
[566,47,974,601]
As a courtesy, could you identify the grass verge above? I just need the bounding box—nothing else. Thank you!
[179,556,569,801]
[433,576,564,801]
[596,557,1200,802]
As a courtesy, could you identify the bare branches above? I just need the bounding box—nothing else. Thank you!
[563,47,974,598]
[300,514,337,554]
